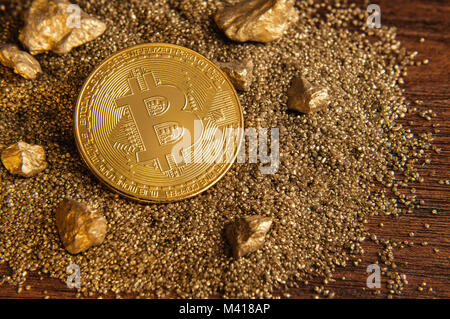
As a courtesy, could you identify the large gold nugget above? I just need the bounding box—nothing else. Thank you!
[74,43,244,202]
[215,0,298,43]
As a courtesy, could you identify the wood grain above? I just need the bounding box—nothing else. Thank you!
[0,0,449,299]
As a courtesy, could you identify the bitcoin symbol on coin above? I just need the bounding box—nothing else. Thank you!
[115,72,202,172]
[74,43,243,202]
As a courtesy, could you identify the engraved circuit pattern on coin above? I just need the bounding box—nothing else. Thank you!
[74,43,244,202]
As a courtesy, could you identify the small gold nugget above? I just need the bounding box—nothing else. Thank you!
[215,0,298,43]
[55,199,107,255]
[0,44,42,80]
[226,215,273,258]
[288,76,330,114]
[216,59,254,91]
[1,141,47,177]
[19,0,106,55]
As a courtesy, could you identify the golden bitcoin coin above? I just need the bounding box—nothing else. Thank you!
[74,43,244,202]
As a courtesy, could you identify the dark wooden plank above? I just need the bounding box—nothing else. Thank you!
[0,0,449,299]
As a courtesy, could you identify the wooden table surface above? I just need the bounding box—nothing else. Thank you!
[0,0,449,299]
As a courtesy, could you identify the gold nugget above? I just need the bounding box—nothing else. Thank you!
[74,44,244,202]
[19,0,106,55]
[288,76,330,114]
[0,44,42,80]
[216,59,254,91]
[226,215,273,258]
[55,199,107,254]
[215,0,298,43]
[1,141,47,177]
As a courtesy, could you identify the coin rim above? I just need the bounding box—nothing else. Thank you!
[74,43,244,203]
